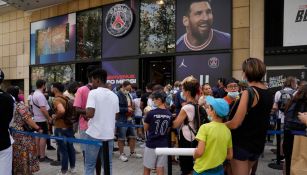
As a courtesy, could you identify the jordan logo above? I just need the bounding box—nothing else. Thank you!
[179,59,187,68]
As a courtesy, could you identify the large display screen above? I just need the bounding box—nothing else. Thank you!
[102,59,139,88]
[176,0,231,52]
[31,64,75,90]
[77,8,102,60]
[283,0,307,47]
[102,0,139,58]
[176,53,231,85]
[30,13,76,65]
[140,0,175,54]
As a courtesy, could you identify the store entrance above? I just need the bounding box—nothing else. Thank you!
[141,57,174,88]
[75,62,101,84]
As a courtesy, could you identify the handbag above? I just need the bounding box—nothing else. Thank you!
[291,136,307,175]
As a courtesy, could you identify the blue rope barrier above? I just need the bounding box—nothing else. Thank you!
[267,130,283,135]
[133,116,143,119]
[116,123,144,128]
[291,130,306,136]
[10,129,102,146]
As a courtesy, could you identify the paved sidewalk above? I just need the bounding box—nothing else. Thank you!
[34,142,283,175]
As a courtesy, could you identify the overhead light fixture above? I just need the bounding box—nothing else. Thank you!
[156,0,164,5]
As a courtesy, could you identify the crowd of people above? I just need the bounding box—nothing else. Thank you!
[1,57,307,175]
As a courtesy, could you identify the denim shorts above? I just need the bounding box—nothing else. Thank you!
[233,146,260,161]
[116,121,137,140]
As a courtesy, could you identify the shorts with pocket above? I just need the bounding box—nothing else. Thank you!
[233,145,260,161]
[143,147,167,169]
[36,121,48,134]
[117,121,137,140]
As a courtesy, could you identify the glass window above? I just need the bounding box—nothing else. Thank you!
[77,8,102,60]
[140,0,175,54]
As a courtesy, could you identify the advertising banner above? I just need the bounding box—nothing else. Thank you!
[102,0,139,58]
[176,0,231,52]
[102,59,139,88]
[176,53,231,85]
[30,13,76,65]
[284,0,307,46]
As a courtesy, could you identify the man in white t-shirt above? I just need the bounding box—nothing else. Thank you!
[272,77,297,125]
[272,76,297,162]
[85,69,119,175]
[32,79,53,162]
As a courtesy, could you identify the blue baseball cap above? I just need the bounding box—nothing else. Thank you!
[205,96,229,118]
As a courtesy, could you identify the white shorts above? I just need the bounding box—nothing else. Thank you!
[143,146,167,169]
[0,146,12,175]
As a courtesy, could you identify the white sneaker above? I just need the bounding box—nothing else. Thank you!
[119,153,128,162]
[69,167,77,174]
[130,152,142,158]
[139,143,145,148]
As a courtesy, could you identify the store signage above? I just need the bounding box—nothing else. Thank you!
[107,74,137,85]
[105,4,133,37]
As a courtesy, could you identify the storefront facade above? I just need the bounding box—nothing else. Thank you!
[0,0,264,101]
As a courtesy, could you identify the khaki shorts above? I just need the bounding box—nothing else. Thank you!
[143,147,167,169]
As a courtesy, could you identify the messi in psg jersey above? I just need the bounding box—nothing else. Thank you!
[176,29,230,52]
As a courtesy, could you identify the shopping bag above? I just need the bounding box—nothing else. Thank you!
[291,136,307,175]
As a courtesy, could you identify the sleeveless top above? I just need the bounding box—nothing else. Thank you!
[231,86,273,154]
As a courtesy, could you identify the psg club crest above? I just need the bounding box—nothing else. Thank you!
[208,57,219,68]
[105,4,133,37]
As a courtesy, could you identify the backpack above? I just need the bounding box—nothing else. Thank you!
[184,103,209,136]
[58,96,78,126]
[278,89,296,112]
[228,86,257,120]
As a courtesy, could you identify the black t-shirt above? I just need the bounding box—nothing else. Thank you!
[231,87,273,154]
[0,90,14,151]
[140,92,151,109]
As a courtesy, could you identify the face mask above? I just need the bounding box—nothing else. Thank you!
[123,90,129,95]
[208,115,212,121]
[241,79,248,84]
[228,91,239,99]
[180,92,186,101]
[152,103,158,109]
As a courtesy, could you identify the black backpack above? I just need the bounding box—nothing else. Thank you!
[278,89,296,112]
[228,86,256,120]
[184,102,209,136]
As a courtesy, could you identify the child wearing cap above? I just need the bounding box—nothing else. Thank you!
[143,91,172,175]
[193,96,233,175]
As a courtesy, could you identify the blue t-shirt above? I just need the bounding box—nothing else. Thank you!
[145,108,172,148]
[176,29,230,52]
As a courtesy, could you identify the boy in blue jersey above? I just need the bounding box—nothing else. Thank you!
[143,91,172,175]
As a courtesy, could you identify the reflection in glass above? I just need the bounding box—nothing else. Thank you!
[31,64,75,90]
[140,0,175,54]
[77,8,102,60]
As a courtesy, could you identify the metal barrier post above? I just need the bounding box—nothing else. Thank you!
[103,141,111,175]
[268,118,283,170]
[168,131,172,175]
